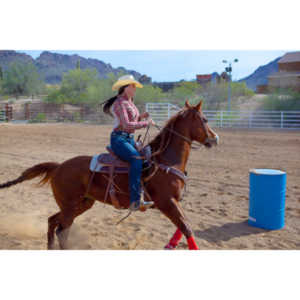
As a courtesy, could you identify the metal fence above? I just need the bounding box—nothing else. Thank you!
[145,102,300,130]
[1,101,300,129]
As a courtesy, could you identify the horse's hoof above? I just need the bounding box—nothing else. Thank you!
[164,243,176,250]
[47,243,55,250]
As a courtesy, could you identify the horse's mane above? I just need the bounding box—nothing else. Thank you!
[148,109,186,155]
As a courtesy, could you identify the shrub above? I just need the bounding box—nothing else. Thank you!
[260,89,300,111]
[29,113,47,123]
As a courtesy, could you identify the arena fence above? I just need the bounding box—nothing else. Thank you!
[0,102,114,124]
[1,101,300,130]
[0,102,148,125]
[0,103,13,122]
[145,102,300,130]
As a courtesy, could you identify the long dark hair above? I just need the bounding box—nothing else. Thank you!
[102,85,129,117]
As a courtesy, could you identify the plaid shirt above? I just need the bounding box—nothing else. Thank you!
[112,96,149,133]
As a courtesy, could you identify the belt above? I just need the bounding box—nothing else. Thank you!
[112,131,134,139]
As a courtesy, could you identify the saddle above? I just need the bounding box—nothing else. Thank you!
[97,146,130,172]
[91,145,152,210]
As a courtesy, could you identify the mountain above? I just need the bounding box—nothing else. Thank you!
[238,57,281,90]
[0,50,35,69]
[0,50,146,84]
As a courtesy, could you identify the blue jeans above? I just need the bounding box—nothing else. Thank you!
[110,131,143,205]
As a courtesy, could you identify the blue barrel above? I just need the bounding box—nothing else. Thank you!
[248,169,286,230]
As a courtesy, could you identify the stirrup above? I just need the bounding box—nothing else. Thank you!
[129,200,154,212]
[142,161,151,171]
[141,199,154,209]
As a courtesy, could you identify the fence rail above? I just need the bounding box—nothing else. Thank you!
[1,101,300,130]
[0,104,13,122]
[146,102,300,130]
[0,102,141,125]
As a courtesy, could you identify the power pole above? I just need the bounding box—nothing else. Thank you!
[222,59,238,111]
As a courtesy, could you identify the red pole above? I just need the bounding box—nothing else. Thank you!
[5,104,12,122]
[25,103,30,120]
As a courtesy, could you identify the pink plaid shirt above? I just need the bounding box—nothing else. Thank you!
[111,96,149,133]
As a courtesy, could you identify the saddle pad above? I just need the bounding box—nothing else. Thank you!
[98,153,129,167]
[90,155,103,172]
[90,155,129,173]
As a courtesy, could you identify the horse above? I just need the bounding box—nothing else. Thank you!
[0,100,219,250]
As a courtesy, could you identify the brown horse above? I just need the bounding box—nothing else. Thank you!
[0,100,219,250]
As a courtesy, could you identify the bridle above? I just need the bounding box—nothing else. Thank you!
[149,108,216,153]
[154,124,192,144]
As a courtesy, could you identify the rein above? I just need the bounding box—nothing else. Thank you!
[152,124,203,152]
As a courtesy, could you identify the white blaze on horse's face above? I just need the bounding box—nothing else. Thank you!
[206,127,219,146]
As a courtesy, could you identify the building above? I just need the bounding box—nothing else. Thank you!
[196,74,212,85]
[268,51,300,92]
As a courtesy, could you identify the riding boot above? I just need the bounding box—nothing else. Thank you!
[142,161,151,171]
[129,201,154,211]
[129,199,154,211]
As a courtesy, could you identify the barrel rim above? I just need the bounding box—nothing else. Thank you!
[249,168,286,175]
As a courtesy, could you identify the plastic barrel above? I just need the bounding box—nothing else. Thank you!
[248,169,286,230]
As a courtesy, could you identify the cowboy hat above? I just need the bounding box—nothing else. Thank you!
[112,75,143,91]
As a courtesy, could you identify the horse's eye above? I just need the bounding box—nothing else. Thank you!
[203,118,208,123]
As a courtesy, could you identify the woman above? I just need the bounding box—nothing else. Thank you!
[102,75,155,211]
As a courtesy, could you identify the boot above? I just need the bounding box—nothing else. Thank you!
[142,161,151,171]
[129,199,154,211]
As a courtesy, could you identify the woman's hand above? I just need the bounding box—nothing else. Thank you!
[140,112,150,120]
[148,119,156,126]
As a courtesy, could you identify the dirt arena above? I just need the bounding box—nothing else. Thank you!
[0,123,299,250]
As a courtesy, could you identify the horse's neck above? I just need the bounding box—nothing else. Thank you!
[157,127,191,172]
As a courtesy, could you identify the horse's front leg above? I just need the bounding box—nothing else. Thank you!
[164,228,183,250]
[158,197,198,250]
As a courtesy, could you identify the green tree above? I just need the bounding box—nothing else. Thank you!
[231,82,254,98]
[2,61,43,99]
[45,70,164,106]
[260,89,300,111]
[60,68,99,103]
[0,65,2,95]
[167,81,203,104]
[135,85,165,104]
[46,68,111,105]
[76,59,80,70]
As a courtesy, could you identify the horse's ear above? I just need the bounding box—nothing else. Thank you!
[185,99,192,109]
[195,100,203,111]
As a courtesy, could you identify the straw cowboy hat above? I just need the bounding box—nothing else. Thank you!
[112,75,143,91]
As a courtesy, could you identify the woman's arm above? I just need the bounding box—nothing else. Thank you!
[138,112,149,121]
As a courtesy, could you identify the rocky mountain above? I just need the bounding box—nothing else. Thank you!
[238,57,281,90]
[0,50,146,84]
[0,50,35,69]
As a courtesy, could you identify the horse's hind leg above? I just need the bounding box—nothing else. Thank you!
[47,212,61,250]
[56,221,72,250]
[56,197,95,250]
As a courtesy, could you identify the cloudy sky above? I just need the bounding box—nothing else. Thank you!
[21,50,286,82]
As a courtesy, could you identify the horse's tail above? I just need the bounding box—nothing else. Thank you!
[0,162,60,189]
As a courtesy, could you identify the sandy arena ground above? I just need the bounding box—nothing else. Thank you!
[0,123,299,250]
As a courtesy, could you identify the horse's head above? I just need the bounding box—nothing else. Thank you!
[181,100,219,148]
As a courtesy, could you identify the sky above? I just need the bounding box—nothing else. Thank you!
[20,50,287,82]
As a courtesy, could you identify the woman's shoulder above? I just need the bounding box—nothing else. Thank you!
[112,96,128,111]
[116,96,130,106]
